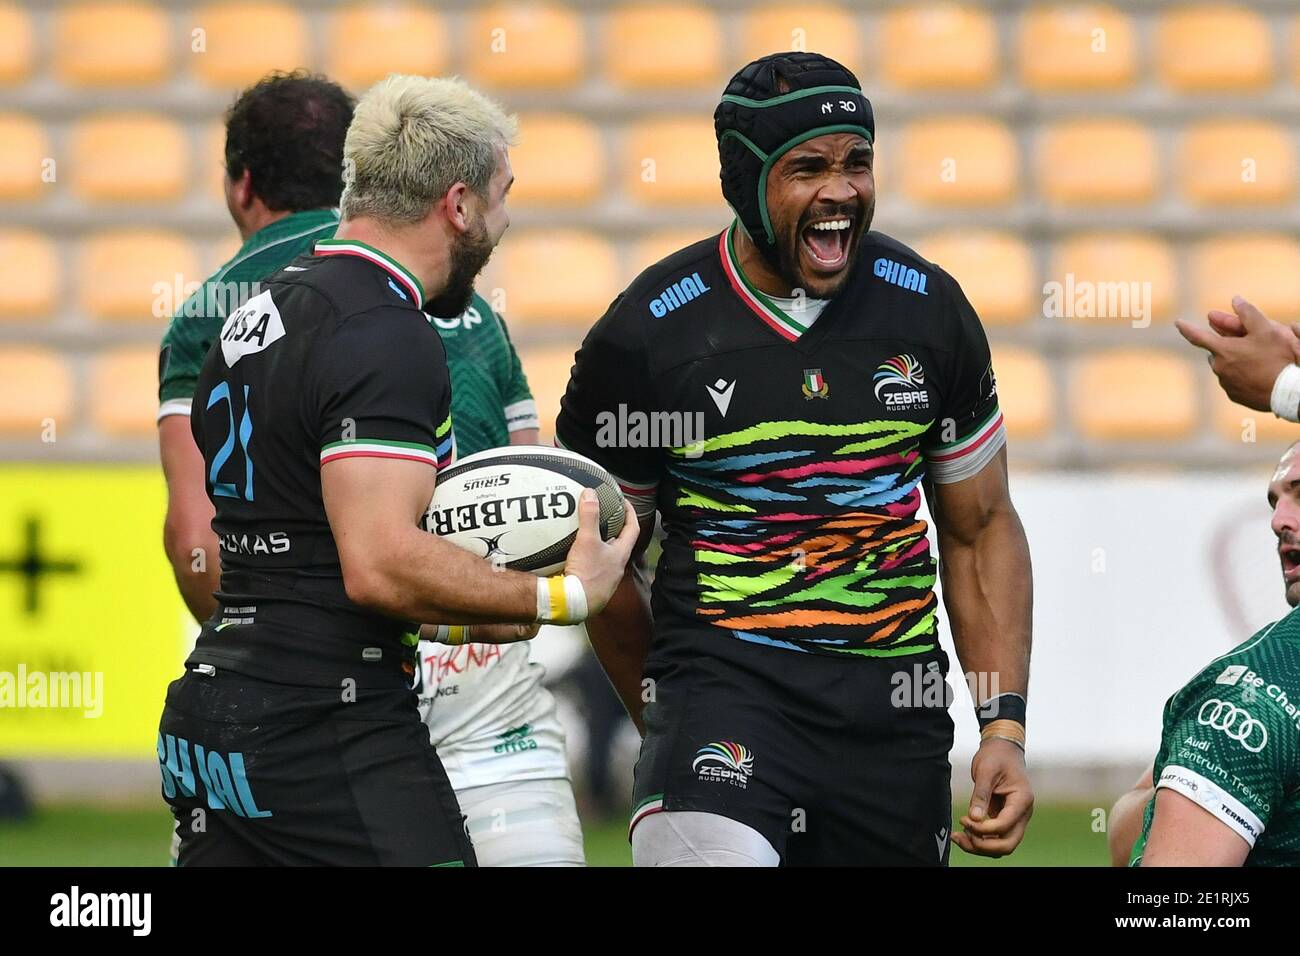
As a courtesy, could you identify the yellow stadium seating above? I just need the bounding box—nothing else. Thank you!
[914,231,1034,325]
[623,117,720,207]
[0,3,33,85]
[518,343,580,440]
[1180,120,1295,207]
[1037,120,1157,205]
[0,113,48,200]
[91,348,161,436]
[1049,233,1176,324]
[1072,351,1197,440]
[54,3,170,86]
[79,230,199,323]
[0,348,73,437]
[991,346,1053,440]
[1211,386,1298,446]
[464,2,584,89]
[630,230,717,280]
[203,120,227,204]
[1156,6,1273,92]
[510,114,604,206]
[326,5,448,92]
[490,231,619,328]
[878,5,998,90]
[739,5,860,69]
[69,114,187,203]
[1191,235,1300,322]
[1019,5,1137,91]
[190,3,309,89]
[898,117,1018,206]
[606,5,723,89]
[0,230,57,320]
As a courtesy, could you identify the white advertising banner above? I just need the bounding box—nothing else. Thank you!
[932,471,1290,765]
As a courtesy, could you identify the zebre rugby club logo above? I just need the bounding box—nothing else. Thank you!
[693,741,754,789]
[873,354,930,411]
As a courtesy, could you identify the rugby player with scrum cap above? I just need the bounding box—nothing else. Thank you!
[556,52,1034,866]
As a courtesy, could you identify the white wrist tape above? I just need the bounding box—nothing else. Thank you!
[1271,364,1300,423]
[431,625,468,646]
[535,574,588,625]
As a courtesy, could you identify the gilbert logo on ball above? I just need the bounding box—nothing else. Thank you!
[422,445,625,575]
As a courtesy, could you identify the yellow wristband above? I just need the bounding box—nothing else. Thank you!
[980,719,1026,750]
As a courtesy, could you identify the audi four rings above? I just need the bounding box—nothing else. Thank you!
[1198,699,1269,753]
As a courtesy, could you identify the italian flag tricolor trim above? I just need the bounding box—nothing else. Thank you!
[926,406,1005,464]
[719,222,807,342]
[314,239,425,309]
[629,793,665,840]
[320,438,440,467]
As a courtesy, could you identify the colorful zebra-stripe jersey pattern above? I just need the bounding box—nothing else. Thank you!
[664,418,939,655]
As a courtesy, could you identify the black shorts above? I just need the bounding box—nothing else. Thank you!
[157,665,475,867]
[630,628,955,866]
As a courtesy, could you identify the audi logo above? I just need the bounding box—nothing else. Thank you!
[1197,699,1268,753]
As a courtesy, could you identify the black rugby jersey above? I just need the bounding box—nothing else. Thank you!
[556,223,1005,658]
[188,239,454,686]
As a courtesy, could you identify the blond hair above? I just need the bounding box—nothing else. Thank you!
[340,74,517,224]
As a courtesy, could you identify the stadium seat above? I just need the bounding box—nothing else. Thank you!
[518,343,579,440]
[0,230,58,320]
[79,230,199,323]
[326,5,448,92]
[606,5,724,89]
[1037,120,1157,206]
[990,346,1053,440]
[1211,385,1298,446]
[1191,234,1300,323]
[0,348,73,438]
[203,120,227,204]
[878,5,998,90]
[190,3,309,89]
[510,114,604,206]
[623,116,720,206]
[54,3,171,86]
[913,231,1034,325]
[1072,351,1197,440]
[898,117,1018,207]
[489,231,619,328]
[464,2,584,90]
[630,230,718,280]
[1155,6,1272,92]
[91,348,161,436]
[739,5,860,68]
[0,3,34,86]
[69,114,187,203]
[0,113,49,201]
[1049,233,1176,324]
[1179,120,1295,207]
[1019,5,1137,91]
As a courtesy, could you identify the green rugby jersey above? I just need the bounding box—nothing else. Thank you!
[157,210,536,454]
[158,209,340,418]
[1131,604,1300,866]
[428,291,537,457]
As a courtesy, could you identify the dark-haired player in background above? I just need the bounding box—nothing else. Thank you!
[557,52,1034,866]
[159,71,353,620]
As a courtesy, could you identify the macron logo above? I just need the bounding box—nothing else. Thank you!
[650,271,711,317]
[707,378,735,416]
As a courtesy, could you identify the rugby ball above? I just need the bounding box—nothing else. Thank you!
[422,445,626,575]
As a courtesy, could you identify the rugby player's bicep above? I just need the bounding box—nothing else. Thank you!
[928,444,1013,546]
[1141,788,1251,866]
[321,456,436,594]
